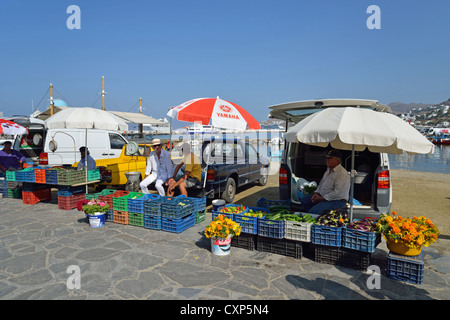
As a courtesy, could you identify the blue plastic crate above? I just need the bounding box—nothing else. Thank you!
[45,169,58,184]
[161,197,196,219]
[257,217,285,239]
[144,197,162,216]
[234,206,269,234]
[311,225,342,247]
[129,194,160,213]
[0,179,7,189]
[144,214,162,230]
[387,251,424,284]
[105,209,114,222]
[256,197,291,209]
[342,226,381,253]
[57,185,86,197]
[161,212,195,233]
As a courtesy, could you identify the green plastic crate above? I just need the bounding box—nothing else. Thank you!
[85,189,117,200]
[113,192,144,211]
[6,171,16,181]
[88,169,100,181]
[195,210,207,224]
[56,169,86,185]
[7,188,22,199]
[128,212,144,227]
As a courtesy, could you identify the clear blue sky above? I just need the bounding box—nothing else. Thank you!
[0,0,449,125]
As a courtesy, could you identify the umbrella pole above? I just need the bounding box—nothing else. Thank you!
[349,144,355,222]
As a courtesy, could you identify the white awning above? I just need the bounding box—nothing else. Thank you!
[108,111,164,125]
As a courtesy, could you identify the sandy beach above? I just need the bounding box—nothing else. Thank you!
[227,167,450,237]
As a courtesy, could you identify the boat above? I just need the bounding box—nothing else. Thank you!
[428,133,450,145]
[186,124,219,134]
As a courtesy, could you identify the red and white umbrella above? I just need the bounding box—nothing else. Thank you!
[0,119,28,135]
[167,97,260,130]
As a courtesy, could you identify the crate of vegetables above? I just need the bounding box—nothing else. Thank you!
[161,196,196,219]
[212,204,247,221]
[257,212,285,239]
[342,218,381,253]
[284,213,317,242]
[311,209,349,247]
[234,206,268,234]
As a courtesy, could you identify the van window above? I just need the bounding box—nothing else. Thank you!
[109,133,127,150]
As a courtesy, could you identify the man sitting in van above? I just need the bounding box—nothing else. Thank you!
[139,139,174,196]
[0,141,25,173]
[300,149,350,215]
[77,146,96,171]
[167,143,202,197]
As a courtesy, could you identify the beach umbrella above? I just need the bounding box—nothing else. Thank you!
[167,96,260,130]
[0,119,28,135]
[285,107,435,220]
[45,107,129,192]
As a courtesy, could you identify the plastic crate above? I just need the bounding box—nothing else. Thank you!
[342,227,381,253]
[234,206,268,235]
[256,197,291,209]
[128,193,160,213]
[128,212,144,227]
[231,233,257,251]
[386,251,424,284]
[88,169,100,181]
[161,212,195,233]
[256,235,303,259]
[212,204,248,221]
[284,220,313,242]
[5,170,16,181]
[7,188,22,199]
[85,189,117,201]
[143,197,162,216]
[22,182,47,192]
[58,193,86,210]
[112,191,142,211]
[161,196,196,219]
[0,178,6,189]
[57,185,86,197]
[195,210,206,224]
[56,169,86,185]
[99,190,130,208]
[257,217,285,239]
[113,210,129,225]
[311,224,343,247]
[34,168,47,183]
[15,168,35,182]
[313,244,371,271]
[22,188,52,205]
[45,168,58,184]
[144,214,162,230]
[105,209,114,222]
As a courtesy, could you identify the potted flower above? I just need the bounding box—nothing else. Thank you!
[204,214,242,256]
[82,199,109,228]
[376,212,440,256]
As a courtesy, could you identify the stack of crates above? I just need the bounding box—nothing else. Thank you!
[128,194,159,228]
[57,185,86,210]
[161,196,196,233]
[102,190,130,225]
[112,192,143,225]
[143,195,163,230]
[22,182,52,205]
[85,189,117,201]
[7,180,22,199]
[0,178,7,197]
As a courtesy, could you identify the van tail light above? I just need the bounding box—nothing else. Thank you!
[377,170,390,189]
[279,168,288,185]
[39,152,48,165]
[207,168,215,182]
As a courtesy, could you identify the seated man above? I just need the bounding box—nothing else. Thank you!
[300,149,350,215]
[139,139,174,196]
[77,146,97,171]
[167,143,202,197]
[0,141,25,173]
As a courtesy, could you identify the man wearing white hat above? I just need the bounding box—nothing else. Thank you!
[139,138,174,196]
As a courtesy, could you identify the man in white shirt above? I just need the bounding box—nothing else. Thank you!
[300,149,350,215]
[139,139,174,196]
[77,147,96,171]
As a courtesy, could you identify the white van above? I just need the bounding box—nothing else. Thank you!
[39,128,128,166]
[268,99,392,220]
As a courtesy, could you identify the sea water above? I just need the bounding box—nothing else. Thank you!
[388,145,449,174]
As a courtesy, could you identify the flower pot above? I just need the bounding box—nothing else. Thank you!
[211,236,232,256]
[89,212,105,228]
[386,237,423,256]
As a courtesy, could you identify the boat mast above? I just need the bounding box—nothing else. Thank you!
[102,76,105,110]
[50,83,54,116]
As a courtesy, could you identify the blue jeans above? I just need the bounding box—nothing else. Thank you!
[300,194,347,215]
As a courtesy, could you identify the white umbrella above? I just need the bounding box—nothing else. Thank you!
[285,107,435,220]
[45,107,128,131]
[45,107,129,192]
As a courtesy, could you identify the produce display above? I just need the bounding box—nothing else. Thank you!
[347,218,377,232]
[315,209,349,227]
[242,208,267,218]
[219,205,247,214]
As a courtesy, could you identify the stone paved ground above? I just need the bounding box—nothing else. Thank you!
[0,196,448,301]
